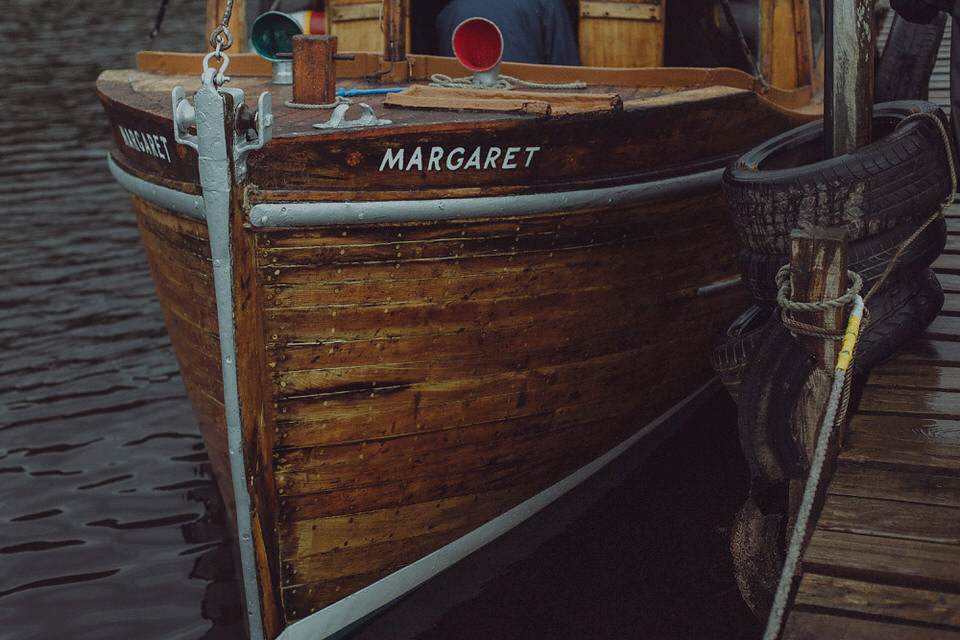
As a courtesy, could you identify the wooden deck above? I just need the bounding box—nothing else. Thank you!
[776,13,960,638]
[778,211,960,638]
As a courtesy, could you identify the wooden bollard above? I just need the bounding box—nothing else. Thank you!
[786,227,849,527]
[788,226,849,366]
[293,35,338,105]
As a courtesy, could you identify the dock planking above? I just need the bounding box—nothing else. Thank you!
[779,206,960,638]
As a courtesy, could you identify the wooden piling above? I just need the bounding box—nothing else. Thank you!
[787,227,850,367]
[824,0,874,156]
[784,227,849,531]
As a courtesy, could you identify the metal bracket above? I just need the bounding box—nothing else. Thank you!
[172,85,273,182]
[222,87,273,181]
[172,86,199,152]
[313,102,392,130]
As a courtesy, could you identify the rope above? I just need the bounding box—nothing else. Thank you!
[284,96,353,109]
[861,111,958,305]
[776,266,862,340]
[429,73,587,91]
[762,109,956,640]
[762,295,865,640]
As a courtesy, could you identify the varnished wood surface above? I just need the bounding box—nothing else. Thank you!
[260,185,748,623]
[124,171,749,633]
[578,0,665,68]
[781,204,960,639]
[97,69,814,203]
[98,32,823,637]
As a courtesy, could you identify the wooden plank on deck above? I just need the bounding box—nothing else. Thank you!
[779,212,960,634]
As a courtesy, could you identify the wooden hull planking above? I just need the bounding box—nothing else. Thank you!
[98,56,819,638]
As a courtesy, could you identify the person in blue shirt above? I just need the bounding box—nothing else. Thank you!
[435,0,580,66]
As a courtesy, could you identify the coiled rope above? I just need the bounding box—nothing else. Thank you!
[776,267,862,341]
[429,73,587,91]
[763,109,958,640]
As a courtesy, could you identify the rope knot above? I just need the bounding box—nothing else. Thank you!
[775,264,862,340]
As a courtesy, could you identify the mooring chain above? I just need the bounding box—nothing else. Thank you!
[198,1,236,86]
[209,0,236,55]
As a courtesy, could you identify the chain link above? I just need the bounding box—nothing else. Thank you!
[208,0,235,54]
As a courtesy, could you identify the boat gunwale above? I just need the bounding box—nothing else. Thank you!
[107,151,725,226]
[131,50,817,112]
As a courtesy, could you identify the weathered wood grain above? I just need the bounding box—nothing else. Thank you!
[783,608,960,639]
[100,38,824,634]
[817,493,960,545]
[578,1,664,68]
[865,363,960,391]
[893,337,960,365]
[803,529,960,591]
[795,574,960,628]
[829,463,960,509]
[252,167,746,622]
[855,387,960,420]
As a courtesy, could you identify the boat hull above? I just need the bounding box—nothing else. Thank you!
[98,59,820,637]
[124,163,745,626]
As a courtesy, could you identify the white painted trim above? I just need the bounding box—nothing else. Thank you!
[107,154,205,219]
[277,378,718,640]
[107,153,723,229]
[248,169,723,227]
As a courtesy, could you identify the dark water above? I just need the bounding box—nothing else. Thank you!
[0,2,243,638]
[0,3,757,638]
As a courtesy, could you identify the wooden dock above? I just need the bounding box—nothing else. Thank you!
[778,209,960,638]
[775,12,960,638]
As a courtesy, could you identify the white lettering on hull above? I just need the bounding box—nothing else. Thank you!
[117,125,172,163]
[379,146,541,172]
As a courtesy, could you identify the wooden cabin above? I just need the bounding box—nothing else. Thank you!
[212,0,820,92]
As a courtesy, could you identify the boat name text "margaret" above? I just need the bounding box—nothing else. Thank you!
[117,126,172,163]
[379,146,541,172]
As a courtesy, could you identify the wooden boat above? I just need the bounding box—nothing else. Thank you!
[97,1,823,638]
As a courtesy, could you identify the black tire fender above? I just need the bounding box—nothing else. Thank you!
[736,269,943,485]
[875,12,947,103]
[738,214,947,307]
[723,101,953,255]
[710,305,771,403]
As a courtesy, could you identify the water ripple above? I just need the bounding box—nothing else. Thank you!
[0,539,85,554]
[0,2,233,638]
[0,569,122,599]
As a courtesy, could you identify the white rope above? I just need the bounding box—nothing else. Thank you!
[763,108,957,639]
[285,96,352,109]
[762,295,864,640]
[429,73,587,91]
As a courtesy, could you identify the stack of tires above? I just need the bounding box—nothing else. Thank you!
[712,100,952,617]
